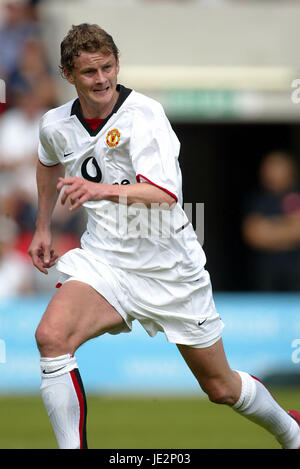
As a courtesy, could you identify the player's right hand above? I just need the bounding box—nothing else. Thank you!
[28,232,59,274]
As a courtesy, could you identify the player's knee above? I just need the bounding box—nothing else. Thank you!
[201,380,235,406]
[35,320,68,356]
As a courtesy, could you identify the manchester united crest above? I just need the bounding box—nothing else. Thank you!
[106,128,120,147]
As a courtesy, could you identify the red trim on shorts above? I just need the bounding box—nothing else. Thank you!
[136,174,178,202]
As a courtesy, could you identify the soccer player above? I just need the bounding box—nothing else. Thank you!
[28,23,300,449]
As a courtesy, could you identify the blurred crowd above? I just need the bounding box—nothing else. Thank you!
[0,0,84,298]
[242,151,300,292]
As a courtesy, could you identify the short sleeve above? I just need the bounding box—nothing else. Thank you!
[130,103,181,202]
[38,123,60,167]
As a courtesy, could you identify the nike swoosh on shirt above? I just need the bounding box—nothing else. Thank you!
[63,152,74,157]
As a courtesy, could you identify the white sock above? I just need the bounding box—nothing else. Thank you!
[233,370,300,449]
[40,354,87,449]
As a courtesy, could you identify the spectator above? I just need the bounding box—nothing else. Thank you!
[0,0,41,83]
[0,215,34,298]
[242,150,300,291]
[10,37,58,110]
[0,83,83,255]
[0,85,44,211]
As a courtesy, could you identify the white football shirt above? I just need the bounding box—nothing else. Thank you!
[38,85,206,280]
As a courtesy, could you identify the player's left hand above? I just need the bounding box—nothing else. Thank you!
[57,177,100,211]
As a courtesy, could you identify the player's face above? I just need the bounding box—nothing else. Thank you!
[65,50,119,118]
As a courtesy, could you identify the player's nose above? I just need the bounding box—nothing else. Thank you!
[94,69,105,84]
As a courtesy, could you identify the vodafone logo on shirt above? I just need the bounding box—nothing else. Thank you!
[106,128,121,147]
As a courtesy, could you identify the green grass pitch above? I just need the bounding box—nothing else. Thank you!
[0,388,299,449]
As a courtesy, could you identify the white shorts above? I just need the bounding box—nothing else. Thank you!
[56,248,224,347]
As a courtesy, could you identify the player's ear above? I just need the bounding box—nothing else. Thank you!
[64,68,75,85]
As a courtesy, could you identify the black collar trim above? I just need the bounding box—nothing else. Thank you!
[71,84,132,136]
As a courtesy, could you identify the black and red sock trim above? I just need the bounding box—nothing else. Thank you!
[251,373,280,405]
[70,368,88,449]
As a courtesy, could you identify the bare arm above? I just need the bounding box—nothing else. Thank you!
[56,177,176,212]
[28,162,65,273]
[242,213,300,251]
